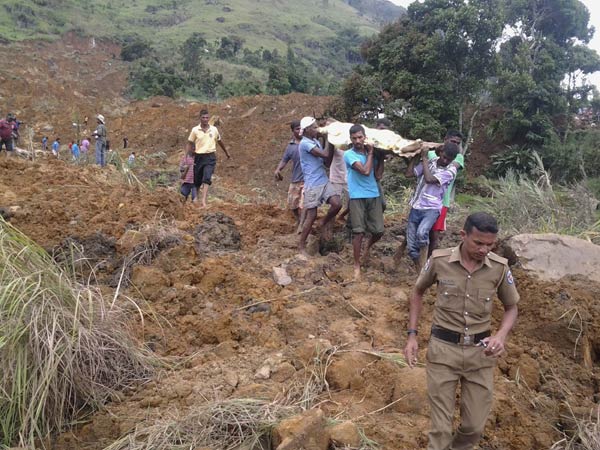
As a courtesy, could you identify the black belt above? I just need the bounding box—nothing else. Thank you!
[431,326,490,346]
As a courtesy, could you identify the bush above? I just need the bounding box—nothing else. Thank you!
[0,219,154,447]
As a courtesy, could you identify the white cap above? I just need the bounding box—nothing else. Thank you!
[96,114,105,124]
[300,116,316,130]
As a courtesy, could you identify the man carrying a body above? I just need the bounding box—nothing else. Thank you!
[404,212,519,450]
[298,116,341,255]
[187,109,231,208]
[274,120,304,230]
[405,142,459,271]
[429,130,465,253]
[344,124,384,279]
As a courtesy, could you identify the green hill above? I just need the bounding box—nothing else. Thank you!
[0,0,404,99]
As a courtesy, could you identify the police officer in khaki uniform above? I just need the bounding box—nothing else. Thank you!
[404,212,519,450]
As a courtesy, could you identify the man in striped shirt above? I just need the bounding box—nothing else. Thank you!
[405,142,460,271]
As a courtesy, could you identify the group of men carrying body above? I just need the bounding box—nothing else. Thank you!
[274,115,520,450]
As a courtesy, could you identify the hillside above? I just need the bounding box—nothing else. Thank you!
[0,0,404,98]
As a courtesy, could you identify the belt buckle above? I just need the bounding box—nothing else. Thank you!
[463,334,472,345]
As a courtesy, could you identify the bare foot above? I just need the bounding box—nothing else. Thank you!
[353,265,361,280]
[360,251,371,267]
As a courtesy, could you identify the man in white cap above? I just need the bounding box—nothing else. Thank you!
[298,116,341,255]
[93,114,107,167]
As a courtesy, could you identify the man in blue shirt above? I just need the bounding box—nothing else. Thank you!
[274,120,304,229]
[344,124,384,279]
[298,116,341,255]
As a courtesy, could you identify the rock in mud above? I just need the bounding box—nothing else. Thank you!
[254,365,271,380]
[328,420,361,447]
[273,266,292,286]
[506,233,600,282]
[194,212,241,254]
[326,352,377,390]
[391,367,429,414]
[509,353,540,390]
[272,408,329,450]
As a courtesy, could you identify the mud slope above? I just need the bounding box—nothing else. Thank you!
[0,36,598,450]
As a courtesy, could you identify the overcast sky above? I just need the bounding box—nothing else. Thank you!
[387,0,600,88]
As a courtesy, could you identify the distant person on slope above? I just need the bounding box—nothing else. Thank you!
[0,116,14,155]
[71,140,80,160]
[187,109,231,208]
[297,116,341,256]
[93,114,108,167]
[81,136,91,162]
[51,137,60,157]
[42,136,48,152]
[179,147,197,205]
[274,120,305,230]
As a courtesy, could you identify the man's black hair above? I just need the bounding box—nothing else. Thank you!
[290,120,301,130]
[349,124,365,136]
[375,117,392,129]
[199,109,209,116]
[445,129,463,140]
[464,212,498,234]
[441,142,460,160]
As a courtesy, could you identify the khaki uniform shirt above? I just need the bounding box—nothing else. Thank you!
[415,244,520,336]
[188,124,221,154]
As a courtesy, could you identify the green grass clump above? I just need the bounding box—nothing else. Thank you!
[0,218,155,447]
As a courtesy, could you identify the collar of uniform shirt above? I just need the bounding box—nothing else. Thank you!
[447,244,493,269]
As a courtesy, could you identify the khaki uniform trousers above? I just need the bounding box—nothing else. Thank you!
[426,337,496,450]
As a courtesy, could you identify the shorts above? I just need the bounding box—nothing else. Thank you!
[180,182,197,200]
[330,182,349,207]
[287,181,304,210]
[431,206,448,232]
[0,138,14,152]
[303,182,338,209]
[349,197,384,235]
[194,153,217,187]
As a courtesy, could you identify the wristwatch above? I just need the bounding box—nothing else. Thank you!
[407,329,418,336]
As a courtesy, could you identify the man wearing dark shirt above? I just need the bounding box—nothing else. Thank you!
[275,120,304,229]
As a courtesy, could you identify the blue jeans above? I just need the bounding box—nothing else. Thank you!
[406,208,440,261]
[95,141,106,166]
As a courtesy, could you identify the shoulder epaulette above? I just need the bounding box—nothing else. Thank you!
[487,252,508,265]
[431,248,453,258]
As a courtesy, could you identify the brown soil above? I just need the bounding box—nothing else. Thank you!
[1,36,599,450]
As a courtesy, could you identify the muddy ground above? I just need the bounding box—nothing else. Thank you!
[1,35,599,449]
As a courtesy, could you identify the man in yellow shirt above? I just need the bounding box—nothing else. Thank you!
[187,109,231,208]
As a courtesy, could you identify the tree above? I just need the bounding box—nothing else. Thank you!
[494,0,600,144]
[181,33,208,72]
[340,0,504,142]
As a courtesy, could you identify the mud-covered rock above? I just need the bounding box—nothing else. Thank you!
[131,266,170,298]
[194,212,241,254]
[272,408,329,450]
[326,352,377,390]
[391,367,429,414]
[509,353,540,390]
[328,420,361,447]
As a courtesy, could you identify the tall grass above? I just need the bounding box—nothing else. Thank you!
[0,218,155,447]
[476,166,600,243]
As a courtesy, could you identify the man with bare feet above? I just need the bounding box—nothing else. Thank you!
[274,120,305,231]
[343,124,384,279]
[187,109,231,208]
[298,116,341,255]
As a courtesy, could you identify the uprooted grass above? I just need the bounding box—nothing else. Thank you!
[0,218,156,448]
[551,404,600,450]
[111,217,184,288]
[103,345,380,450]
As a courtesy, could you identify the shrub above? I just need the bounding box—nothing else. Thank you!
[0,219,155,447]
